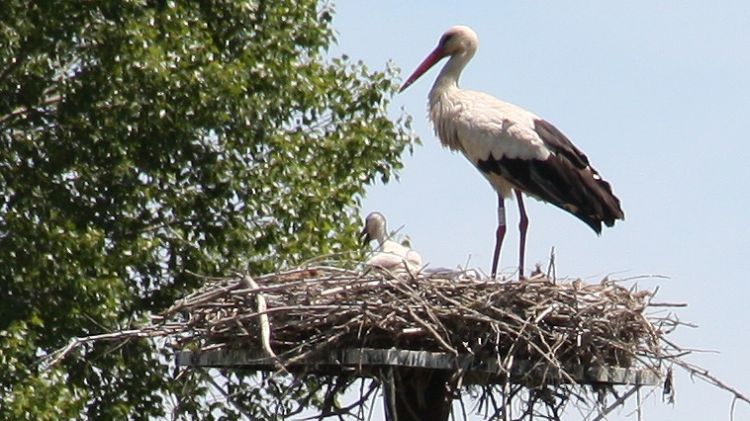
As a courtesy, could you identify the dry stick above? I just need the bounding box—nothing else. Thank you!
[165,285,237,314]
[648,302,688,308]
[501,354,513,421]
[590,386,640,421]
[486,385,504,420]
[491,314,574,383]
[200,370,255,419]
[457,392,469,421]
[393,279,454,341]
[231,279,321,296]
[254,265,354,282]
[238,274,286,373]
[406,307,458,355]
[296,379,380,421]
[319,279,384,297]
[546,246,556,283]
[669,358,750,405]
[637,386,643,421]
[367,380,381,421]
[284,329,352,367]
[41,326,185,369]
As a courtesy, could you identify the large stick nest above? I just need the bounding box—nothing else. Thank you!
[45,264,750,420]
[162,266,669,381]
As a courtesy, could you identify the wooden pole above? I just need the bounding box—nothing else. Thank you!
[383,368,452,421]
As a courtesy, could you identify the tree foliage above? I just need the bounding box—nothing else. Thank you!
[0,1,415,418]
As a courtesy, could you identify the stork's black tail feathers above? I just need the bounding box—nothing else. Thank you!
[567,170,624,234]
[480,156,624,234]
[477,119,624,234]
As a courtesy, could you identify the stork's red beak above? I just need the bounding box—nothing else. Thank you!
[399,47,446,93]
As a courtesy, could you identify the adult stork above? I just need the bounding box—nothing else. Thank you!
[361,212,423,274]
[399,25,623,279]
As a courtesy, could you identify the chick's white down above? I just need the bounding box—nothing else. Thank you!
[361,212,423,273]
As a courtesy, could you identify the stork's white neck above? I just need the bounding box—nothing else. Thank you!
[373,228,387,246]
[429,49,474,101]
[365,216,388,245]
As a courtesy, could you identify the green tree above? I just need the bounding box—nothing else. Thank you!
[0,1,415,418]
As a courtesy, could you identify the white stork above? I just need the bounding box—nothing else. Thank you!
[361,212,423,274]
[399,25,624,279]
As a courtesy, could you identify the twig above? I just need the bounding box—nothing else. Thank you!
[669,359,750,405]
[590,386,640,421]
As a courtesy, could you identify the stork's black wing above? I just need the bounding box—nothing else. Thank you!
[477,119,624,233]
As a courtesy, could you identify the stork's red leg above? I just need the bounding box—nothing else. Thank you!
[515,190,528,279]
[491,193,506,279]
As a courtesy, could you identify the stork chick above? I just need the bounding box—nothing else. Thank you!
[361,212,423,274]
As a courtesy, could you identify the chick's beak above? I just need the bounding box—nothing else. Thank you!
[360,227,372,246]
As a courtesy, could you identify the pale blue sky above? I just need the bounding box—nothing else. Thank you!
[330,2,749,420]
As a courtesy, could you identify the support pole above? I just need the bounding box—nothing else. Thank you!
[383,368,452,421]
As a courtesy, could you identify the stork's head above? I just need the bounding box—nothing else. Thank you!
[360,212,387,245]
[399,25,479,92]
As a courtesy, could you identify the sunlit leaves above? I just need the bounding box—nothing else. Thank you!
[0,0,415,419]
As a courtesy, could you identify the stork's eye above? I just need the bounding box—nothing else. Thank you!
[439,33,455,47]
